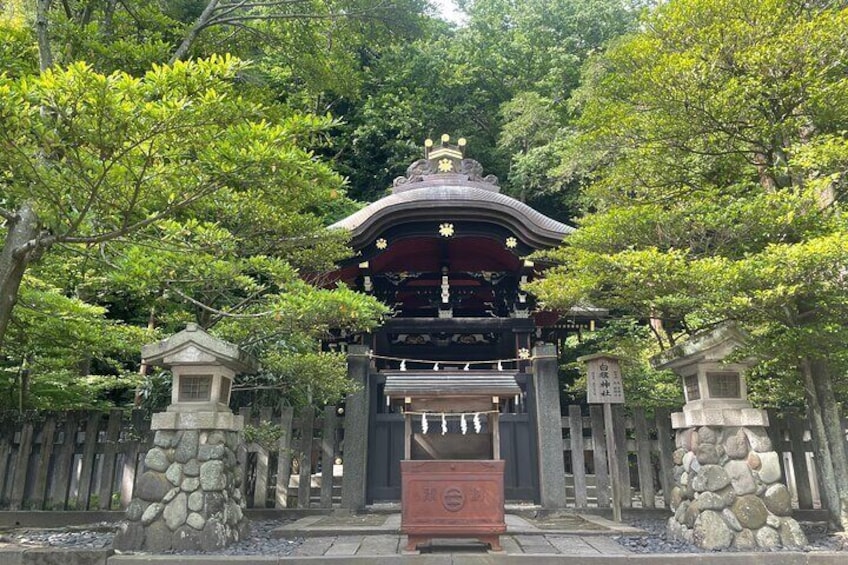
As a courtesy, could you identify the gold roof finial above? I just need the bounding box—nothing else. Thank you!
[425,134,465,161]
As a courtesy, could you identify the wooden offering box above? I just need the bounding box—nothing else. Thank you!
[383,370,519,552]
[401,459,505,551]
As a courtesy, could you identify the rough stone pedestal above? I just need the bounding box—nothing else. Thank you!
[667,416,807,550]
[114,417,249,552]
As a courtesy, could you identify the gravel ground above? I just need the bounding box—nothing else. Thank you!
[614,517,848,553]
[3,516,846,555]
[0,520,303,556]
[0,522,114,549]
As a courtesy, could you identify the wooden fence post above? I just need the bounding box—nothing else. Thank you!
[236,406,251,498]
[120,409,148,508]
[10,420,34,510]
[589,405,610,508]
[568,405,587,508]
[274,407,294,508]
[0,427,12,504]
[98,409,123,510]
[787,412,814,509]
[612,404,630,509]
[252,407,272,508]
[297,407,315,508]
[633,408,655,508]
[32,416,57,510]
[75,412,102,510]
[321,405,337,508]
[654,408,675,509]
[51,412,79,509]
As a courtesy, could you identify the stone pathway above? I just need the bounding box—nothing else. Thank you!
[277,532,631,557]
[268,512,641,557]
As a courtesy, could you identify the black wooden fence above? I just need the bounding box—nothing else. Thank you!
[0,406,836,511]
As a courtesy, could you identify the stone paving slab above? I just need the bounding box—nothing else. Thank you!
[358,534,401,555]
[545,535,607,555]
[272,512,643,538]
[513,534,559,549]
[324,542,362,556]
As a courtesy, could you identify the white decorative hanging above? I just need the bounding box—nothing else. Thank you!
[421,413,429,434]
[433,362,439,371]
[400,359,407,371]
[473,412,482,434]
[463,363,470,371]
[497,361,503,371]
[441,413,448,435]
[460,414,468,435]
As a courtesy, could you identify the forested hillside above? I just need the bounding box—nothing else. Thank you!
[0,0,845,428]
[0,0,643,411]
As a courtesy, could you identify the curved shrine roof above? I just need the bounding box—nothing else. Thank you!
[330,137,574,250]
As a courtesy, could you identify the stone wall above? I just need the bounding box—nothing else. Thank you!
[113,428,248,552]
[668,424,807,550]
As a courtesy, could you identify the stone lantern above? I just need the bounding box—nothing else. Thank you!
[657,326,765,430]
[143,322,253,430]
[114,323,257,553]
[651,324,806,550]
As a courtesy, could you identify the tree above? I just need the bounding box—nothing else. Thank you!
[0,56,387,393]
[532,0,848,529]
[0,1,407,409]
[337,0,638,205]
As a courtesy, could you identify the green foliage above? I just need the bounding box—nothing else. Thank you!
[337,0,638,208]
[533,0,848,406]
[0,50,387,409]
[0,15,38,78]
[244,420,286,451]
[0,275,148,410]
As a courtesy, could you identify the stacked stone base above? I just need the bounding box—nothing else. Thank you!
[114,428,248,552]
[668,425,807,550]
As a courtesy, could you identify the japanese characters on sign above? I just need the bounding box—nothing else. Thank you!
[586,356,625,404]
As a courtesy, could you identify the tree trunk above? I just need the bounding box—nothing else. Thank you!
[800,357,843,529]
[101,0,119,40]
[35,0,54,71]
[133,306,157,407]
[0,204,43,352]
[811,358,848,530]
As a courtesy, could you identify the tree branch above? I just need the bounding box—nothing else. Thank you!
[171,0,392,62]
[170,0,222,64]
[167,285,278,320]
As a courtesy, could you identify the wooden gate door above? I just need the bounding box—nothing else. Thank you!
[500,372,539,502]
[367,373,404,502]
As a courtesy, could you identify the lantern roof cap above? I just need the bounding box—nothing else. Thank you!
[141,323,258,373]
[650,323,750,371]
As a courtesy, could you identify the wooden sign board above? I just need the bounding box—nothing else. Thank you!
[584,356,625,404]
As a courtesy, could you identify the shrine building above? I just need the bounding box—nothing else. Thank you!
[328,136,603,509]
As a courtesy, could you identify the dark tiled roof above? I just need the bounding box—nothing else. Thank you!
[331,180,574,249]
